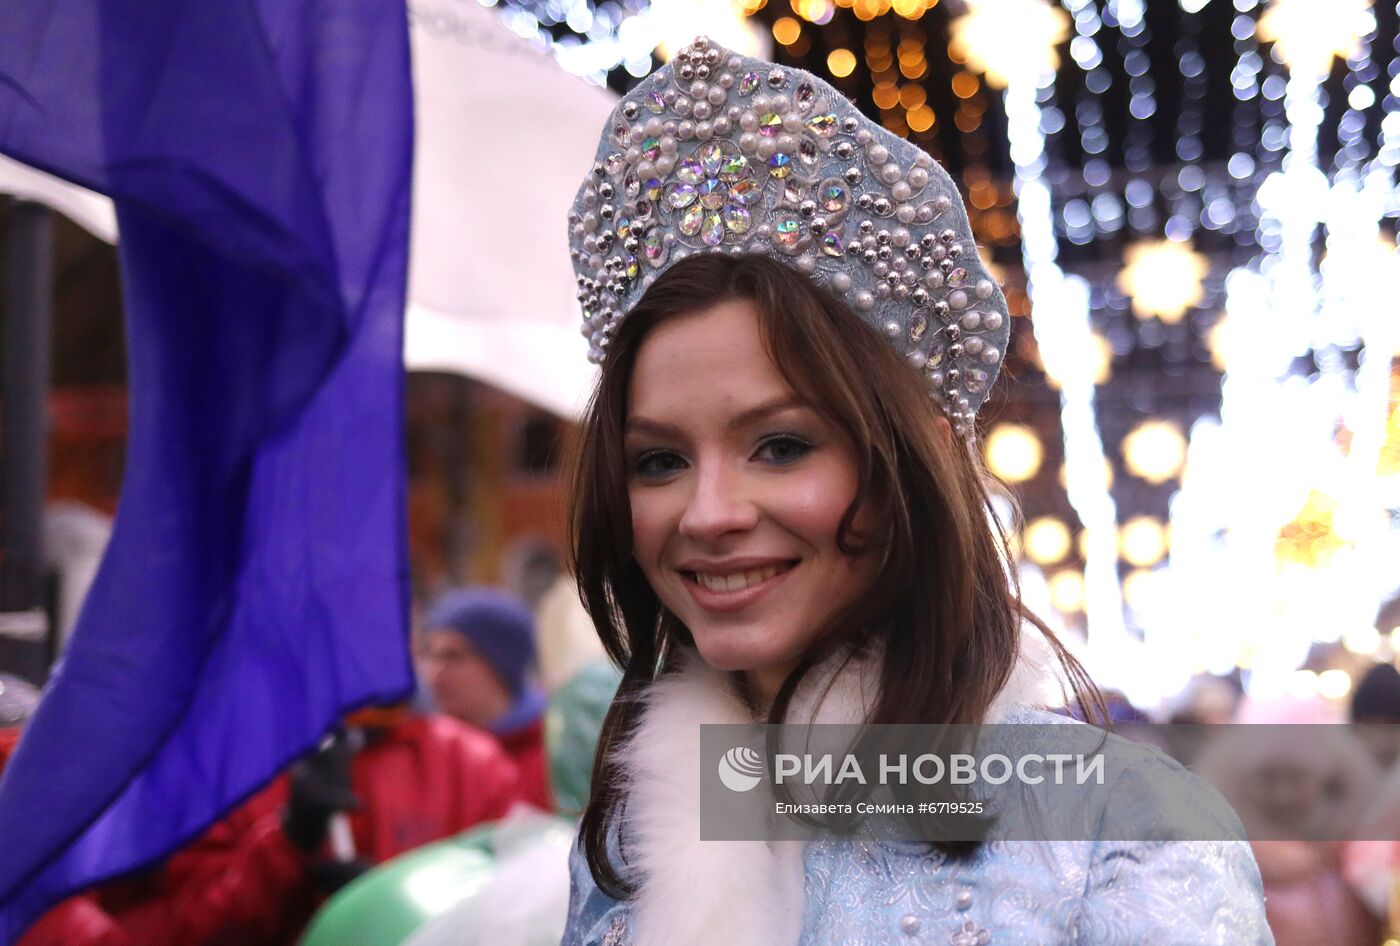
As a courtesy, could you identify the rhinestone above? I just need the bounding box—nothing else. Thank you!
[910,314,928,342]
[698,179,726,209]
[677,158,705,184]
[927,347,944,369]
[767,153,793,178]
[820,182,849,214]
[799,138,819,165]
[723,205,752,234]
[643,177,663,200]
[679,204,704,236]
[947,268,968,287]
[739,71,761,95]
[604,153,627,175]
[820,232,844,256]
[774,216,802,247]
[803,112,838,138]
[701,212,724,246]
[795,81,816,110]
[758,112,782,137]
[767,68,787,87]
[666,182,697,209]
[623,256,639,279]
[729,178,762,205]
[719,153,751,181]
[645,90,666,114]
[698,141,725,175]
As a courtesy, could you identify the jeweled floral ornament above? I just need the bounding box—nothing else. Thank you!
[567,37,1011,436]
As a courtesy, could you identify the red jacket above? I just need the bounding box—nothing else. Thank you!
[497,717,551,811]
[17,714,522,946]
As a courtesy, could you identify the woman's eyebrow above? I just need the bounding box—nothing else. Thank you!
[625,395,808,438]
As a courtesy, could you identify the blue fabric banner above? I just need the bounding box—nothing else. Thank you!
[0,1,415,939]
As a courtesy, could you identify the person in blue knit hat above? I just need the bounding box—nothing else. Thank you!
[419,587,550,809]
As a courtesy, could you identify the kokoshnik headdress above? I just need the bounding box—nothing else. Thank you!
[568,36,1011,435]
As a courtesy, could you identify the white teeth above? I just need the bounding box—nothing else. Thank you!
[694,564,786,593]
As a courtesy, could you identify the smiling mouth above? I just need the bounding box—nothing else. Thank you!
[681,562,797,593]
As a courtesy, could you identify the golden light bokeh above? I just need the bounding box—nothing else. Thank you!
[791,0,836,23]
[1119,516,1169,567]
[772,16,802,45]
[1048,570,1086,613]
[1343,625,1382,655]
[949,0,1069,89]
[1024,517,1072,565]
[1117,239,1209,324]
[1258,0,1373,78]
[1122,419,1188,485]
[984,423,1044,483]
[1317,668,1354,701]
[827,47,858,77]
[907,103,936,132]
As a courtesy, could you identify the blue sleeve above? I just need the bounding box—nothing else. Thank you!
[1073,753,1274,945]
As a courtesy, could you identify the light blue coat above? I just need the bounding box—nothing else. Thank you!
[562,709,1274,946]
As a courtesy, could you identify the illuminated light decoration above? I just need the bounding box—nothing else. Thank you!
[852,0,892,19]
[1342,624,1382,655]
[1042,332,1112,387]
[984,423,1044,483]
[892,0,938,17]
[1048,570,1087,613]
[772,16,802,45]
[899,83,927,109]
[1206,316,1232,372]
[791,0,836,23]
[1120,568,1160,612]
[951,72,979,98]
[736,0,769,10]
[907,103,936,132]
[1119,516,1169,567]
[872,81,900,109]
[1318,668,1354,700]
[1256,0,1374,79]
[1024,517,1073,565]
[1122,420,1188,484]
[1390,627,1400,652]
[826,47,858,77]
[1287,669,1320,700]
[1116,239,1209,324]
[966,0,1125,667]
[948,0,1070,89]
[1059,456,1113,492]
[1275,490,1345,569]
[1179,0,1213,10]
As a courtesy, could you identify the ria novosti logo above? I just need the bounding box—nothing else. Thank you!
[718,746,764,792]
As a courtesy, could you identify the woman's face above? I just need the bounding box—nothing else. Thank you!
[624,297,876,705]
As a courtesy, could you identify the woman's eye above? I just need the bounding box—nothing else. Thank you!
[754,435,812,466]
[632,450,686,477]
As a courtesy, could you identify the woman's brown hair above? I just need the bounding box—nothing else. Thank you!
[568,252,1098,897]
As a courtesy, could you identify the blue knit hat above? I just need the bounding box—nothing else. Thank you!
[424,587,537,697]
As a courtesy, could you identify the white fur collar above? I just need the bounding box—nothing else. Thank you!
[617,639,1057,946]
[617,649,874,946]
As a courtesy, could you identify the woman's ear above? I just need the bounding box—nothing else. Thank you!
[933,414,953,445]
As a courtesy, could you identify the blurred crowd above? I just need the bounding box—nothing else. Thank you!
[10,590,1400,945]
[0,577,617,946]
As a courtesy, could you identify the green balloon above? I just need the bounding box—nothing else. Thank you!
[298,823,501,946]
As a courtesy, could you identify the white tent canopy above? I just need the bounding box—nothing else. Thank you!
[0,0,612,420]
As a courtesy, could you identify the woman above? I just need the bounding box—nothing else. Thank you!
[561,37,1271,946]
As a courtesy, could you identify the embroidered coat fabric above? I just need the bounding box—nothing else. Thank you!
[559,652,1275,946]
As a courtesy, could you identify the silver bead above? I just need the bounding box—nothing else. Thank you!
[884,321,901,337]
[845,167,863,185]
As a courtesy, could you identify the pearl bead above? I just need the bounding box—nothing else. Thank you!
[907,166,929,189]
[738,132,758,153]
[983,312,1003,330]
[868,143,890,163]
[832,272,852,291]
[884,321,901,337]
[854,290,875,311]
[899,914,921,935]
[880,162,902,184]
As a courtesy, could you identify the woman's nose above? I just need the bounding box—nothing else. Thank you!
[678,461,759,542]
